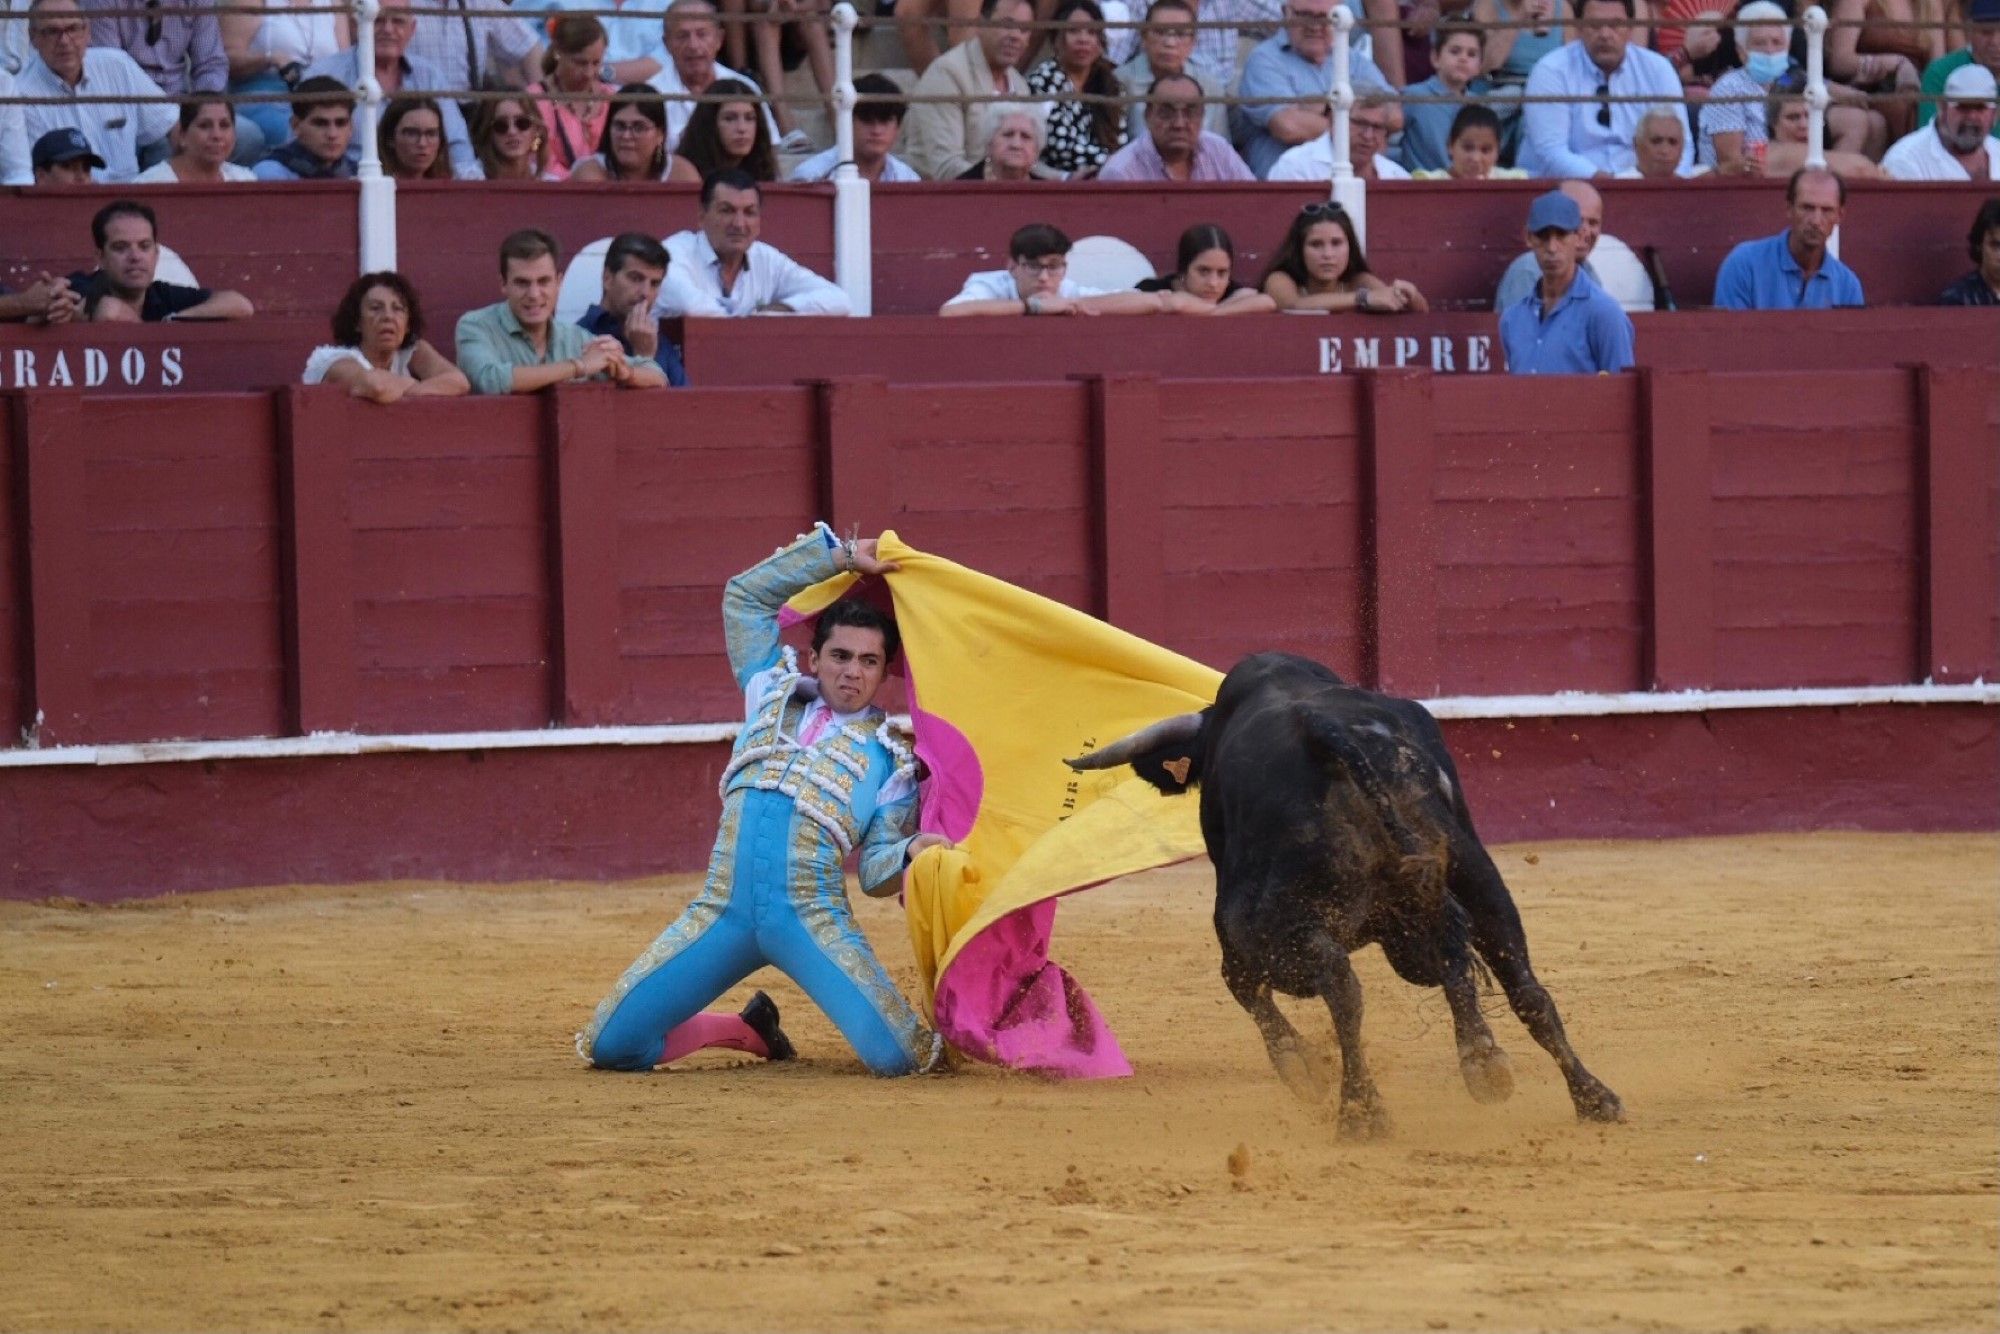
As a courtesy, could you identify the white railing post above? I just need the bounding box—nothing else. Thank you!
[829,1,871,315]
[355,0,398,272]
[1328,5,1366,248]
[1803,5,1829,171]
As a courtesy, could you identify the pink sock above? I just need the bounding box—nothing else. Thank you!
[659,1013,770,1065]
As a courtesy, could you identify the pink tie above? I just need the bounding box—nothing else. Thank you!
[798,707,829,749]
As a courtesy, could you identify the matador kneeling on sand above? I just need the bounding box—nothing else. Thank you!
[579,524,952,1075]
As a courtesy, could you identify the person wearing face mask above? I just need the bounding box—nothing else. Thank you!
[304,271,470,402]
[1883,63,2000,179]
[1698,2,1796,173]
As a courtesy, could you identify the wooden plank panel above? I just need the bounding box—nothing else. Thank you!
[0,403,21,740]
[1435,496,1641,566]
[89,668,287,741]
[1917,366,1997,683]
[1436,563,1643,627]
[1642,366,1714,690]
[353,665,553,734]
[1159,436,1365,509]
[1709,430,1915,499]
[1162,568,1367,639]
[1714,626,1917,688]
[1702,370,1913,431]
[1433,433,1639,501]
[92,599,283,674]
[618,586,722,658]
[279,387,358,735]
[1713,495,1922,560]
[875,383,1093,450]
[14,394,93,744]
[355,599,551,670]
[1366,370,1439,695]
[623,656,755,724]
[88,529,279,600]
[351,527,548,600]
[1160,503,1366,574]
[348,456,548,531]
[1156,378,1365,442]
[1094,375,1164,637]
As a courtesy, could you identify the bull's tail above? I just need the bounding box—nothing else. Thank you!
[1302,712,1450,901]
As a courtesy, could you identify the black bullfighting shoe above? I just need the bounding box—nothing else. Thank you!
[740,990,797,1062]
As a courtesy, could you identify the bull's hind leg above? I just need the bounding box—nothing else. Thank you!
[1303,932,1390,1140]
[1438,923,1515,1105]
[1449,840,1623,1123]
[1221,942,1330,1103]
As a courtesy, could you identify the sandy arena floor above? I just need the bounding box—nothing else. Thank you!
[1,833,1995,1333]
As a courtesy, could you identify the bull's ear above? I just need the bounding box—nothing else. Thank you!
[1161,757,1192,786]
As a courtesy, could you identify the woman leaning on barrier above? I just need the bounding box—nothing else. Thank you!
[303,271,470,403]
[1261,201,1430,315]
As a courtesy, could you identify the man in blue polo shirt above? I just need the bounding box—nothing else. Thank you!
[1499,190,1636,376]
[1712,168,1866,310]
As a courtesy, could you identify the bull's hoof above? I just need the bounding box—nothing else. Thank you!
[1336,1098,1392,1141]
[1572,1080,1626,1124]
[1271,1044,1332,1103]
[1459,1044,1515,1105]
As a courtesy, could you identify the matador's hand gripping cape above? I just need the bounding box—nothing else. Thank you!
[784,532,1223,1077]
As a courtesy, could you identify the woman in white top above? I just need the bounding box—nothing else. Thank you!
[133,101,259,183]
[223,0,353,149]
[303,272,469,404]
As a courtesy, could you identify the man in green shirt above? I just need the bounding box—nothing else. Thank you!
[455,229,667,395]
[1918,0,2000,134]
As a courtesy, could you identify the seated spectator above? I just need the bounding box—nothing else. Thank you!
[1519,0,1688,178]
[406,0,543,94]
[302,0,477,177]
[1398,22,1491,172]
[531,17,615,177]
[570,84,701,181]
[133,99,258,182]
[737,0,832,145]
[903,0,1033,180]
[1760,79,1890,176]
[676,76,779,180]
[473,97,558,181]
[254,77,358,180]
[1232,0,1394,177]
[31,126,101,184]
[1,70,26,185]
[66,199,253,322]
[1413,104,1530,176]
[1115,0,1229,143]
[1917,0,1999,141]
[1135,222,1279,312]
[788,73,922,181]
[0,273,84,323]
[1700,9,1886,168]
[937,221,1179,314]
[646,0,780,151]
[1260,200,1430,313]
[1494,178,1651,310]
[380,97,454,181]
[957,101,1049,179]
[1938,196,2000,305]
[1615,104,1707,177]
[1364,0,1479,87]
[1498,189,1633,374]
[457,229,665,394]
[578,232,688,384]
[19,0,176,181]
[1268,92,1411,179]
[219,0,350,155]
[1712,167,1863,309]
[1883,65,1999,178]
[655,169,853,316]
[1027,0,1128,178]
[1099,71,1256,178]
[1479,0,1563,90]
[80,0,239,159]
[550,0,672,87]
[305,271,469,402]
[1824,0,1922,139]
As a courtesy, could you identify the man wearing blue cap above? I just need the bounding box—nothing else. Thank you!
[1498,189,1635,376]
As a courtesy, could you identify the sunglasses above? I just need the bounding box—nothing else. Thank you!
[1301,201,1349,220]
[1595,79,1611,127]
[492,115,537,133]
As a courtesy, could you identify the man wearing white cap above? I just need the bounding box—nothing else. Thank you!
[1883,64,1999,180]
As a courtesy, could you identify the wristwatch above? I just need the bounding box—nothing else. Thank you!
[1024,295,1042,316]
[1355,286,1369,311]
[599,59,617,83]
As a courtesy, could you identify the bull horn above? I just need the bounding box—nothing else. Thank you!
[1065,713,1203,771]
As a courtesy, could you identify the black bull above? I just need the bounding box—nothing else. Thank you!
[1068,653,1623,1137]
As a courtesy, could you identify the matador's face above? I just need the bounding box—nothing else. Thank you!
[810,625,889,715]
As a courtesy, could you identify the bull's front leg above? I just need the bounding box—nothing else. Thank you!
[1221,943,1330,1103]
[1308,936,1391,1140]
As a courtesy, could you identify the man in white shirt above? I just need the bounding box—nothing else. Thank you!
[0,68,31,184]
[788,73,921,182]
[407,0,545,92]
[937,222,1178,315]
[1883,64,2000,180]
[654,171,852,318]
[1267,93,1411,181]
[1520,0,1689,178]
[646,0,779,150]
[301,0,478,177]
[17,0,174,182]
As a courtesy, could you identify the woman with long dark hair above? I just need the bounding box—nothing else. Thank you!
[1137,223,1277,314]
[1261,201,1428,314]
[379,98,455,181]
[675,77,780,181]
[1024,0,1126,178]
[569,85,702,182]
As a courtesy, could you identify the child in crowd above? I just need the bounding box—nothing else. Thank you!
[1413,105,1530,178]
[1397,23,1493,173]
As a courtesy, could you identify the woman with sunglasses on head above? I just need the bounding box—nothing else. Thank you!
[132,100,259,182]
[1261,202,1429,314]
[530,16,617,177]
[475,97,559,181]
[675,77,780,181]
[380,97,456,181]
[1135,223,1277,314]
[570,85,703,182]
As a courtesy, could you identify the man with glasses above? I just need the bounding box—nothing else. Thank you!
[1232,0,1393,177]
[1100,71,1255,177]
[904,0,1034,180]
[1267,90,1409,178]
[17,0,175,181]
[939,222,1177,315]
[1519,0,1685,177]
[646,0,779,151]
[301,0,478,176]
[1116,0,1230,141]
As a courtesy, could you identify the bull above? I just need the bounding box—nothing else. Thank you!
[1068,652,1623,1138]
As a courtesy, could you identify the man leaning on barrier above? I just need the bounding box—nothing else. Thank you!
[456,229,666,394]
